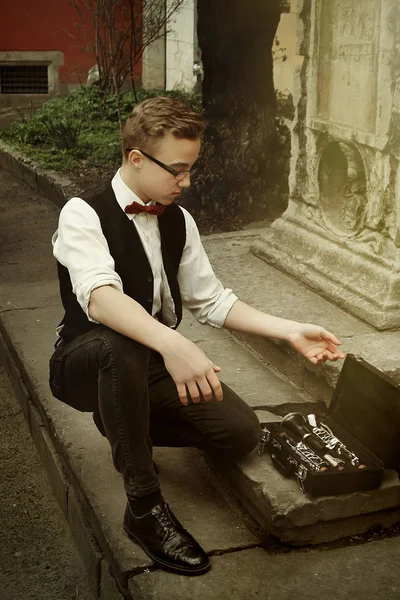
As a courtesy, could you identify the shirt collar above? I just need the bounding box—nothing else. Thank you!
[111,169,156,219]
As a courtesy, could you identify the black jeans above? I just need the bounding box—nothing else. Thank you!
[49,326,262,498]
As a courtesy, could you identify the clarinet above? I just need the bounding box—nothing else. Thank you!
[281,413,346,469]
[258,427,328,473]
[279,432,329,473]
[307,414,360,467]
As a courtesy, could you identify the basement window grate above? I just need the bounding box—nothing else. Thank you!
[0,65,49,94]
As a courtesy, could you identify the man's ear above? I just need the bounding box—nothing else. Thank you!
[128,149,143,170]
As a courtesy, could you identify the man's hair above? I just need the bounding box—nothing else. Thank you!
[122,96,204,158]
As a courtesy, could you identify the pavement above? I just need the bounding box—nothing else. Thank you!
[1,147,400,599]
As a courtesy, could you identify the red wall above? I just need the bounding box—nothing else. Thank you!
[0,0,142,85]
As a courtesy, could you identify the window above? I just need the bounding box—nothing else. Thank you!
[0,65,49,94]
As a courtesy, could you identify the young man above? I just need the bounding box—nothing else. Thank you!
[49,97,344,576]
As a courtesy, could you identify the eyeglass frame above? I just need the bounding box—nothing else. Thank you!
[125,147,196,181]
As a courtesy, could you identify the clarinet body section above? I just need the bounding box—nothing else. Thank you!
[278,413,366,471]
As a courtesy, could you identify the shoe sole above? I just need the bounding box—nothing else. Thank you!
[123,525,211,576]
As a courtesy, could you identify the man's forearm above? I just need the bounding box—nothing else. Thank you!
[223,299,298,341]
[89,285,179,353]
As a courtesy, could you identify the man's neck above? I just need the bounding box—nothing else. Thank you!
[119,165,151,204]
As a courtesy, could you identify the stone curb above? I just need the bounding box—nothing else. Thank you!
[0,140,77,209]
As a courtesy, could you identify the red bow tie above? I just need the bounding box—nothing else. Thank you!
[124,201,166,216]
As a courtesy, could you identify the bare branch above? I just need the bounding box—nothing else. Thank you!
[70,0,186,126]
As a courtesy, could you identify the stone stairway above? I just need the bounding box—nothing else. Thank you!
[2,238,400,599]
[1,153,400,598]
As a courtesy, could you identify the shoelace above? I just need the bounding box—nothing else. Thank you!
[153,504,181,542]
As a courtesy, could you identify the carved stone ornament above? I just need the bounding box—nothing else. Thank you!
[318,141,367,237]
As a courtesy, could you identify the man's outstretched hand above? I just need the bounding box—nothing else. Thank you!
[287,325,345,364]
[223,301,345,365]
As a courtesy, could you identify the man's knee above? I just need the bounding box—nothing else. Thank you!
[208,406,262,461]
[229,410,262,459]
[97,328,150,369]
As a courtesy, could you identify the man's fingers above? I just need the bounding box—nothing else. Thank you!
[197,377,213,402]
[320,330,342,346]
[323,350,342,361]
[187,381,201,403]
[310,349,344,364]
[174,359,223,405]
[176,382,188,406]
[207,369,223,401]
[314,347,345,362]
[325,340,345,357]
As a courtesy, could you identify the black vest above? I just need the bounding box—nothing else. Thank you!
[57,181,186,342]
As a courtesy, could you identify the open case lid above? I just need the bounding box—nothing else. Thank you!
[329,354,400,470]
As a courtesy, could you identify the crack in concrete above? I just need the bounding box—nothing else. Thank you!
[0,304,60,314]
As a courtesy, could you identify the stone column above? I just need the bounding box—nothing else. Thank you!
[142,35,166,91]
[142,0,197,92]
[166,0,197,91]
[252,0,400,329]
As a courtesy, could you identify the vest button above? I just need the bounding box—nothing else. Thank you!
[147,274,152,282]
[147,295,153,303]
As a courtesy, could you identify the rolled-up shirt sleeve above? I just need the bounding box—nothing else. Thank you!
[52,197,123,322]
[178,208,238,328]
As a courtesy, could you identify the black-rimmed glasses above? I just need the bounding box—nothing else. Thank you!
[125,148,196,181]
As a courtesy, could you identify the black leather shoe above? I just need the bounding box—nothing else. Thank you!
[123,501,210,576]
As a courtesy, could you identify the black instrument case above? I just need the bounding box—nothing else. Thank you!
[260,354,400,496]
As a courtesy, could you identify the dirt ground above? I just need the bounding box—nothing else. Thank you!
[0,167,58,286]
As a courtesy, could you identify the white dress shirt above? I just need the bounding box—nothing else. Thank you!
[52,170,238,329]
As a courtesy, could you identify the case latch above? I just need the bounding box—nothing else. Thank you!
[258,427,271,457]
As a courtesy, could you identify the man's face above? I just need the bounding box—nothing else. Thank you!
[136,133,201,205]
